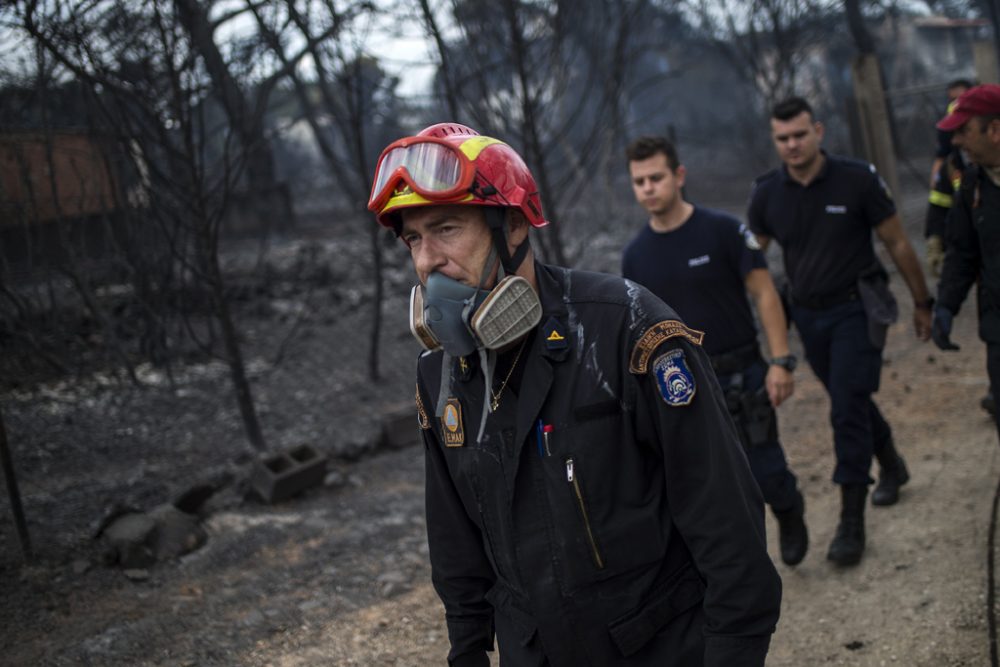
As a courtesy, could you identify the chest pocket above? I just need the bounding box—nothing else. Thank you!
[538,407,669,595]
[441,426,520,584]
[818,201,864,239]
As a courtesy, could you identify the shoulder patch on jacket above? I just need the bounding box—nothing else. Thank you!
[415,384,430,430]
[652,349,697,406]
[629,320,705,374]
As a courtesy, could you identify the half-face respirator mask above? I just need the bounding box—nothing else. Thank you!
[410,272,541,357]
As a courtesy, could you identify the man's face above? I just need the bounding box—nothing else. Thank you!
[400,205,496,288]
[770,111,824,170]
[629,153,685,217]
[952,116,1000,167]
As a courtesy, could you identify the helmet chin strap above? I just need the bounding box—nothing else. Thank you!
[484,207,530,277]
[473,209,533,441]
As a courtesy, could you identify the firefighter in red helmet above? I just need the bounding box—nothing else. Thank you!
[369,123,781,667]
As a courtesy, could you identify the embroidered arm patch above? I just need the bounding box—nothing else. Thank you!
[629,320,705,374]
[652,349,696,406]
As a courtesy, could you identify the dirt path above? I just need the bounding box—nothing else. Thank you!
[765,298,998,667]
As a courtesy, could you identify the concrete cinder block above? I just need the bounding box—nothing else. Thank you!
[380,402,421,450]
[250,444,327,504]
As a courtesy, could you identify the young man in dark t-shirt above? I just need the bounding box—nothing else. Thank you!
[622,136,808,567]
[748,97,933,566]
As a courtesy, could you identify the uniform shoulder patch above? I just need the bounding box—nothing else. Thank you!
[629,320,705,374]
[652,349,697,406]
[415,384,430,430]
[739,222,761,250]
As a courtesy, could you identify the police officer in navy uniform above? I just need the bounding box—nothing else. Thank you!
[748,97,933,566]
[369,123,781,666]
[622,136,808,567]
[932,84,1000,442]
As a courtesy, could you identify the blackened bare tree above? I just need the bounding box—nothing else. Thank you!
[684,0,841,109]
[14,0,269,451]
[173,0,295,241]
[419,0,652,266]
[246,0,403,381]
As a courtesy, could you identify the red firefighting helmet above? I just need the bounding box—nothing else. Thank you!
[368,122,548,229]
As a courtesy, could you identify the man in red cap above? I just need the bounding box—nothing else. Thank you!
[932,84,1000,441]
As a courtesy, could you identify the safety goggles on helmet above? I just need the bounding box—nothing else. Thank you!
[368,137,476,214]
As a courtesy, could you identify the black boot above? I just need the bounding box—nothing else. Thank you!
[827,484,867,566]
[773,491,809,566]
[872,442,910,507]
[983,391,996,417]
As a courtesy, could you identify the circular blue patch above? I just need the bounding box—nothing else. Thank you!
[653,349,696,406]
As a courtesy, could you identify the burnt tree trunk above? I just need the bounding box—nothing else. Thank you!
[501,0,566,266]
[174,0,293,234]
[205,242,267,452]
[0,405,32,560]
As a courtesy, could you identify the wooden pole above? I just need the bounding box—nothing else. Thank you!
[975,40,1000,85]
[850,54,900,201]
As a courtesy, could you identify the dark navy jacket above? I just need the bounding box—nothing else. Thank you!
[416,263,782,666]
[938,167,1000,344]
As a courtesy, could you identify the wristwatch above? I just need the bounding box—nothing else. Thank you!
[770,355,798,372]
[914,297,935,310]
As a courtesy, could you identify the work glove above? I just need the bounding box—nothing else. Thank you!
[931,306,960,351]
[926,235,945,278]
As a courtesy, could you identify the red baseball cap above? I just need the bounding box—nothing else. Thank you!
[937,84,1000,131]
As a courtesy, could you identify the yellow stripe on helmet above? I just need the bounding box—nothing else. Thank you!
[381,188,475,214]
[459,136,505,160]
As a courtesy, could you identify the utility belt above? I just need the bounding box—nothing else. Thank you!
[792,286,859,311]
[793,264,898,348]
[709,342,762,376]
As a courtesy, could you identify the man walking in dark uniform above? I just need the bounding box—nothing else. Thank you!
[931,84,1000,441]
[748,97,933,566]
[925,80,996,417]
[369,123,781,666]
[925,79,972,277]
[622,136,808,567]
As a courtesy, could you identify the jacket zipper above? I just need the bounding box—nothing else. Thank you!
[566,457,605,569]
